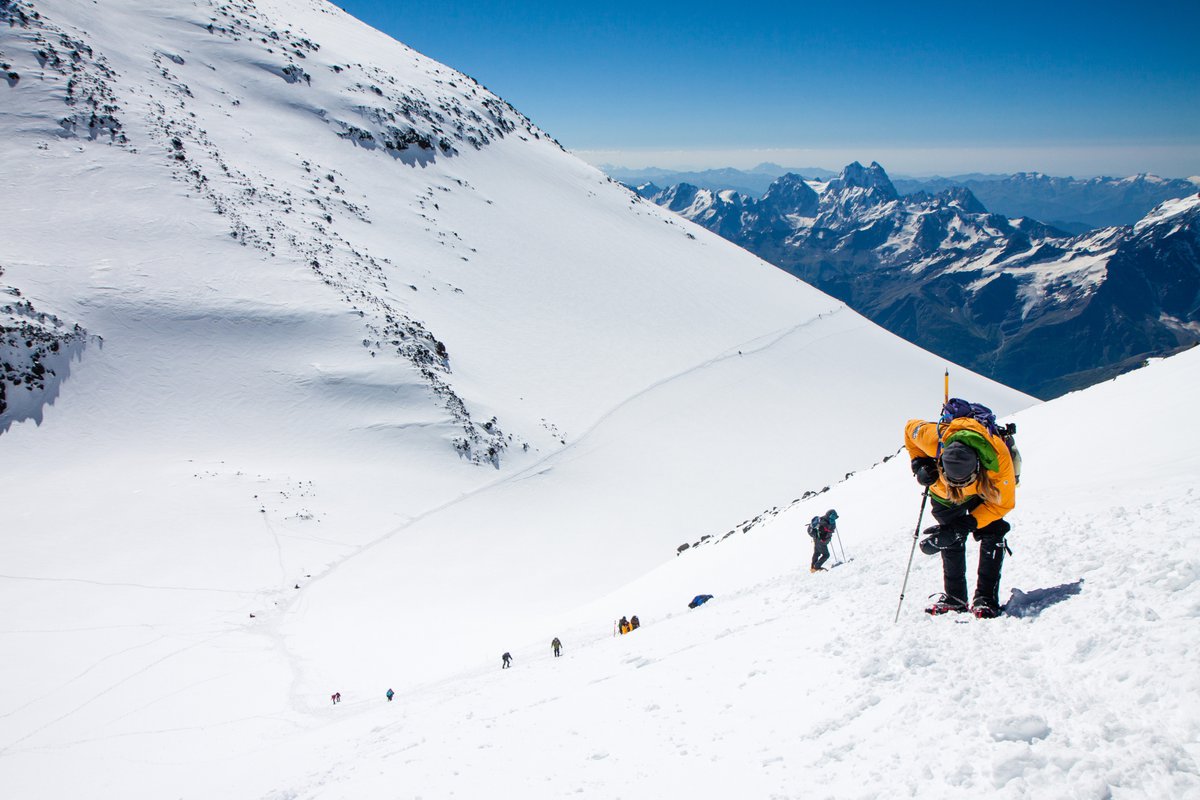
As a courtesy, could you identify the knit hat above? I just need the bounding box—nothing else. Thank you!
[939,441,980,487]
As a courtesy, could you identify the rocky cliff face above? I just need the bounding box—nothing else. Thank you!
[638,163,1200,398]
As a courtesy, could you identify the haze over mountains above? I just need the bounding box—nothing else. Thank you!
[1,1,1197,798]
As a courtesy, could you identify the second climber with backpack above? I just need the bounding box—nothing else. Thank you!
[807,510,838,573]
[905,399,1018,619]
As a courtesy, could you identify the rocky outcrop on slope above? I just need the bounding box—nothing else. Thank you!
[0,0,546,463]
[0,273,90,431]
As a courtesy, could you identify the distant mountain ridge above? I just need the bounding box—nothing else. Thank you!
[605,162,838,197]
[892,172,1200,231]
[633,162,1200,398]
[604,164,1200,233]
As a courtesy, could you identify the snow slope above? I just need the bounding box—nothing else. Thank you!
[0,0,1064,796]
[221,349,1200,799]
[10,339,1185,799]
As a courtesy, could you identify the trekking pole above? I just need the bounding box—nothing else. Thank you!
[895,370,946,622]
[835,529,848,563]
[894,489,929,623]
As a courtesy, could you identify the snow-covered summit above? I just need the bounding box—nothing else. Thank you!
[1133,191,1200,233]
[825,159,899,200]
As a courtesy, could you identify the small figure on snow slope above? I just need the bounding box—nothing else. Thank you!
[501,652,512,669]
[808,510,838,572]
[906,401,1016,618]
[551,637,562,657]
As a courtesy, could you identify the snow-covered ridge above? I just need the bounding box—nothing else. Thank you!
[1134,191,1200,233]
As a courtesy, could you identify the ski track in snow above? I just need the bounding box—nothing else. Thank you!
[275,305,856,600]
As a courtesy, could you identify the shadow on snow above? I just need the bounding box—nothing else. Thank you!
[1004,579,1084,619]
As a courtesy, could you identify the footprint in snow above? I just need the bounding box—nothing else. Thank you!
[987,714,1051,743]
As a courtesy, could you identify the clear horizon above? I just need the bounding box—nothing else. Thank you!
[333,0,1200,178]
[576,145,1200,180]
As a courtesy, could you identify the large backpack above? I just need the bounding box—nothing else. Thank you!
[941,398,1022,485]
[808,515,833,542]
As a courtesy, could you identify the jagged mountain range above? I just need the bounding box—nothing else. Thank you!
[633,162,1200,398]
[605,162,838,197]
[611,164,1199,232]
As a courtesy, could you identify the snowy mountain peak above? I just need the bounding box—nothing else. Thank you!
[826,160,899,199]
[935,185,988,214]
[761,172,819,215]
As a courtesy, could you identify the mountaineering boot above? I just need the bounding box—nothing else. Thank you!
[971,598,1002,619]
[810,566,826,573]
[924,593,968,615]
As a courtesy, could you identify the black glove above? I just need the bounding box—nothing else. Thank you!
[918,524,968,555]
[911,457,939,487]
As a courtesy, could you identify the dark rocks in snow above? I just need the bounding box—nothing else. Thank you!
[0,274,90,428]
[0,0,36,28]
[4,6,126,144]
[278,63,310,85]
[3,0,526,464]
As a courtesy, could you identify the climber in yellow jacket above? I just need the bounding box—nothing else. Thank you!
[905,413,1016,618]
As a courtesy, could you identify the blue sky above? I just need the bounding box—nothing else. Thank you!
[333,1,1199,177]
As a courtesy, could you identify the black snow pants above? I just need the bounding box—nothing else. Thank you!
[811,536,831,570]
[934,514,1010,607]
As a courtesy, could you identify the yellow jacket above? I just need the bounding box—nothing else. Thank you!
[904,417,1016,529]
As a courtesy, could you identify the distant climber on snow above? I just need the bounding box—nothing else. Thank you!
[551,637,562,657]
[501,652,512,669]
[808,510,838,572]
[629,615,640,630]
[906,398,1017,619]
[386,688,394,702]
[618,616,630,634]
